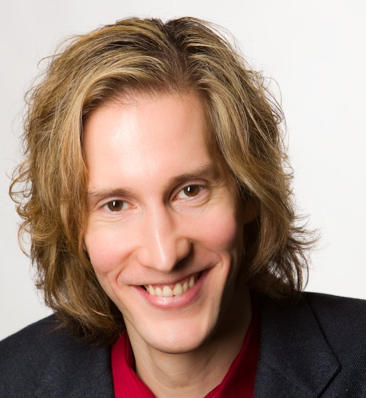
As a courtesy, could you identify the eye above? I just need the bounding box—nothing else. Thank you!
[104,200,127,212]
[184,185,200,197]
[176,185,204,199]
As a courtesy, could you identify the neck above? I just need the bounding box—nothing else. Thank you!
[129,290,252,398]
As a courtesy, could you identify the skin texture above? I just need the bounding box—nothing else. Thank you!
[83,92,255,397]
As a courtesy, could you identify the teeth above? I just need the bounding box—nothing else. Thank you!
[173,283,183,296]
[144,275,198,298]
[147,285,155,295]
[163,286,173,297]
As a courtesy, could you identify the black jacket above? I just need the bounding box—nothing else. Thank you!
[1,293,366,397]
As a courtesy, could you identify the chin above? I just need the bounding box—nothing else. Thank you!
[126,309,218,355]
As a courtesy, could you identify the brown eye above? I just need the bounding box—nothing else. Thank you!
[106,200,124,212]
[183,185,200,197]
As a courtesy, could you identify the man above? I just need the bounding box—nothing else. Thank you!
[1,17,365,397]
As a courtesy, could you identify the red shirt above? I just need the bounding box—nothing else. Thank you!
[112,307,259,398]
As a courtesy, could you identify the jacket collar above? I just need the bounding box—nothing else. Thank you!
[254,295,340,397]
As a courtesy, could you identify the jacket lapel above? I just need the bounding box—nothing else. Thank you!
[254,296,340,398]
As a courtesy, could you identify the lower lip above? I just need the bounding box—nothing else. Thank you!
[134,271,208,310]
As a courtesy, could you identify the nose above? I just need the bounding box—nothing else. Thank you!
[137,205,191,272]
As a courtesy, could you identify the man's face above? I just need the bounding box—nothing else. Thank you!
[84,92,253,354]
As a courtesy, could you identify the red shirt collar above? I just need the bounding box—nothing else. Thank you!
[112,303,259,398]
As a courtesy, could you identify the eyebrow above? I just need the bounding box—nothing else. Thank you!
[172,162,222,187]
[87,162,220,200]
[87,187,134,200]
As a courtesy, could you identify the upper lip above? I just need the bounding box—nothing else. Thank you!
[138,270,205,287]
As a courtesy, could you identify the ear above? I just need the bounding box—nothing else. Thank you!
[241,197,259,225]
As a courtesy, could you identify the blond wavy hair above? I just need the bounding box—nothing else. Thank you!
[11,17,313,345]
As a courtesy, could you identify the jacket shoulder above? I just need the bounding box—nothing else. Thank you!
[256,292,366,397]
[303,292,366,358]
[0,316,60,383]
[304,292,366,334]
[0,315,113,398]
[303,292,366,396]
[0,316,71,394]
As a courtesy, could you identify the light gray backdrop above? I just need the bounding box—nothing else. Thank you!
[1,0,365,340]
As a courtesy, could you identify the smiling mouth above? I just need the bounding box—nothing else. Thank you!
[142,273,202,298]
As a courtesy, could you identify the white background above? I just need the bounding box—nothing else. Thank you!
[1,0,365,341]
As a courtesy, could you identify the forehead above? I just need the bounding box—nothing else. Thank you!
[83,92,222,190]
[85,90,211,143]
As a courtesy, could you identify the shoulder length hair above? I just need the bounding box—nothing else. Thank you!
[11,17,313,345]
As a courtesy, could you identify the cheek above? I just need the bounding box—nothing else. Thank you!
[84,227,127,275]
[198,212,243,254]
[84,228,132,305]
